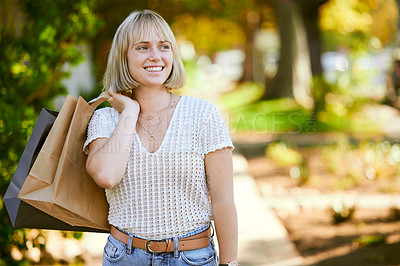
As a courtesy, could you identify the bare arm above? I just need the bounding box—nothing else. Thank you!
[205,147,238,264]
[86,90,140,189]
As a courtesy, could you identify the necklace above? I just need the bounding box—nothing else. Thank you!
[137,112,167,142]
[137,93,172,142]
[139,93,172,125]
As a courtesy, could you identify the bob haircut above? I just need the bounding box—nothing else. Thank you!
[103,9,186,92]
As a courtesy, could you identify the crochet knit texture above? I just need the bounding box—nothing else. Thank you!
[84,96,234,239]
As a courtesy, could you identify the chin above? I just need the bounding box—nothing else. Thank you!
[142,82,167,88]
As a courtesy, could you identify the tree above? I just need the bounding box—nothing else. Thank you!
[262,0,314,110]
[319,0,398,109]
[0,0,101,264]
[320,0,398,53]
[264,0,398,111]
[300,0,329,115]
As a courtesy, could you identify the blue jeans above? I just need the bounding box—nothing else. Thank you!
[102,225,218,265]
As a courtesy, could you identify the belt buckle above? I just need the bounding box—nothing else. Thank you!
[145,239,164,253]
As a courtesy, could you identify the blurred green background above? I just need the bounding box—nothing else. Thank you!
[1,0,400,265]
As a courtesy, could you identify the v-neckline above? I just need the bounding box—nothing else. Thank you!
[135,95,184,155]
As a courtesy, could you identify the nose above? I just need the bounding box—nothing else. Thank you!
[149,48,161,61]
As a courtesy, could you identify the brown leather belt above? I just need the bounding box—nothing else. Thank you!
[110,226,211,253]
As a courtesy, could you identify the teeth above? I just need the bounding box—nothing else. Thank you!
[145,67,163,72]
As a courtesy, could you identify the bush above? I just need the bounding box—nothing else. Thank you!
[0,1,101,264]
[266,142,309,185]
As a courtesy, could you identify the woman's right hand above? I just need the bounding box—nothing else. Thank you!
[86,87,139,188]
[107,87,140,115]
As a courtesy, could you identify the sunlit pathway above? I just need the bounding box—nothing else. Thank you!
[233,154,304,266]
[258,184,400,212]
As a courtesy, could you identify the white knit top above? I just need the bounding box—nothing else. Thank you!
[83,96,234,239]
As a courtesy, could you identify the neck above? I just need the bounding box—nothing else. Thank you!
[133,86,171,114]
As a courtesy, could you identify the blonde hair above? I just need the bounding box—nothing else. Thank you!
[103,10,186,92]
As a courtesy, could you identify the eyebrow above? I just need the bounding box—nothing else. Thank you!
[134,40,171,45]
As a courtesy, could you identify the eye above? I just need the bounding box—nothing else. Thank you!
[137,46,148,51]
[160,43,171,50]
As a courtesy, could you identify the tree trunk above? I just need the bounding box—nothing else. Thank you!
[300,0,327,76]
[300,0,329,115]
[263,0,312,108]
[263,0,293,99]
[240,11,260,82]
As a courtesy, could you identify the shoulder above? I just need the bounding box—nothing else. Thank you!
[93,107,120,119]
[179,96,224,131]
[91,107,120,124]
[181,96,216,113]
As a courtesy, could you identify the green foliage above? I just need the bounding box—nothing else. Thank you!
[266,142,303,167]
[322,135,400,191]
[221,80,382,135]
[265,142,309,185]
[62,231,84,240]
[320,0,398,52]
[172,15,246,55]
[170,0,261,55]
[224,92,328,134]
[353,234,386,248]
[220,82,264,111]
[0,0,101,264]
[318,0,398,129]
[316,54,385,134]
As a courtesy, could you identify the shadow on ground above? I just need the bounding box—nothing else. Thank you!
[310,242,400,266]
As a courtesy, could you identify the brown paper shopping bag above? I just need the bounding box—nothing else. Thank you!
[18,94,110,231]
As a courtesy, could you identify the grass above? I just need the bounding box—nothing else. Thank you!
[221,82,382,135]
[220,82,265,111]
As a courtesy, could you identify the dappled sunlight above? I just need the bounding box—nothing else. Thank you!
[3,0,400,265]
[172,15,246,55]
[320,0,398,47]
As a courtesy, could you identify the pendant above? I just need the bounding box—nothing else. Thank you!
[147,120,153,124]
[149,135,155,141]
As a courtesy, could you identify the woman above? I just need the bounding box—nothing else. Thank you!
[84,9,238,266]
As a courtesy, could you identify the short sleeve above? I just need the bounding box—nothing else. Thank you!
[201,103,234,155]
[83,107,119,154]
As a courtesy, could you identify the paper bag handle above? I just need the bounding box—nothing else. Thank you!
[88,92,110,109]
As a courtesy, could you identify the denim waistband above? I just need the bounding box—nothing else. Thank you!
[115,223,212,241]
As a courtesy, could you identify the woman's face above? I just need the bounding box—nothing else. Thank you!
[127,31,173,90]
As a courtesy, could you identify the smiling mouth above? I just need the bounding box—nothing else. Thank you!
[144,66,164,72]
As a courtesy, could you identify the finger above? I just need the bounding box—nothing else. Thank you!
[107,97,113,104]
[108,89,116,96]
